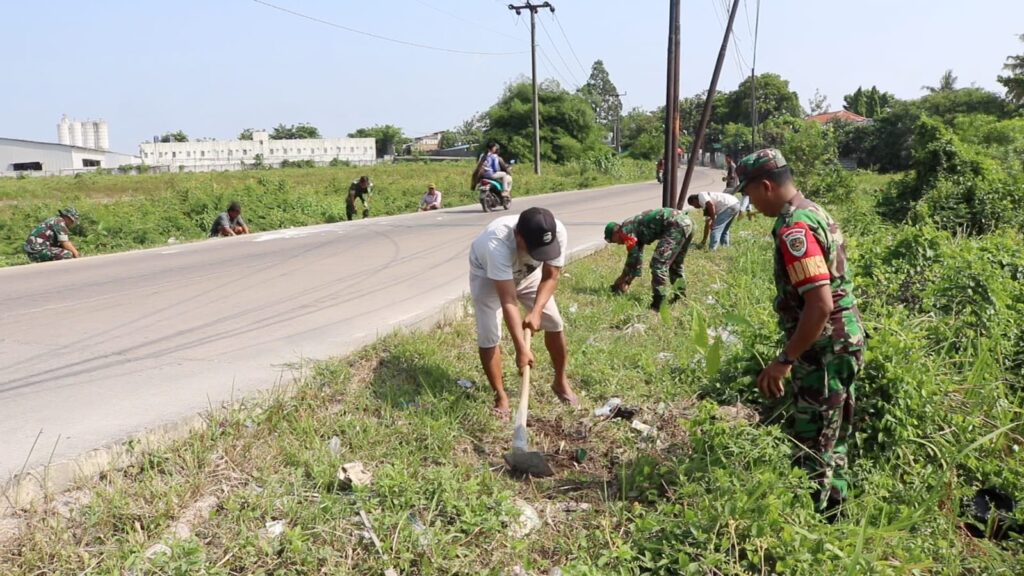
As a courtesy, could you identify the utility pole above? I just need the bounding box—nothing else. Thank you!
[676,0,741,209]
[661,0,680,208]
[614,91,627,154]
[508,2,554,175]
[750,0,762,151]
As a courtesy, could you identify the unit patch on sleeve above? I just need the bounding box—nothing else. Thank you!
[779,221,830,289]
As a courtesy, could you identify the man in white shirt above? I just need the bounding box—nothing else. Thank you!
[687,190,740,250]
[419,184,443,211]
[469,207,578,418]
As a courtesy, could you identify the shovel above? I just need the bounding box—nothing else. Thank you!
[503,329,554,477]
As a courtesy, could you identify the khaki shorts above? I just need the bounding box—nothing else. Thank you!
[470,271,564,348]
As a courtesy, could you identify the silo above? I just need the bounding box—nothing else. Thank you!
[82,121,96,149]
[95,120,110,150]
[70,121,84,147]
[58,115,71,145]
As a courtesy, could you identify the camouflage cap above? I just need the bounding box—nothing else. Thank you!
[58,206,80,224]
[736,148,787,192]
[604,221,619,243]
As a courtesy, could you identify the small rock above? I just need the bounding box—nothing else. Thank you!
[338,461,373,487]
[704,295,717,305]
[623,323,646,336]
[144,543,172,559]
[631,420,655,437]
[568,303,578,313]
[456,378,475,390]
[656,402,669,415]
[594,397,622,417]
[261,519,286,539]
[327,436,342,455]
[510,499,542,538]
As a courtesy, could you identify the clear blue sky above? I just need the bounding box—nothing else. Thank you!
[2,0,1022,153]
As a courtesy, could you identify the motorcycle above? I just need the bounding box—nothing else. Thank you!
[477,161,513,213]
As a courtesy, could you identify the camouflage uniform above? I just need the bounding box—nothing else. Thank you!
[738,149,866,510]
[346,179,372,220]
[23,215,74,262]
[606,208,694,308]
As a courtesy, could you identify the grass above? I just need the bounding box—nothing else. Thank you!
[2,174,1023,574]
[0,157,650,267]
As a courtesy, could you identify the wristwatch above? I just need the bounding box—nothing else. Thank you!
[776,352,797,366]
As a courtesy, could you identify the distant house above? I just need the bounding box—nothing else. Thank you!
[805,110,871,125]
[405,131,446,154]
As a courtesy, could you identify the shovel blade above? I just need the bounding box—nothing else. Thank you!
[504,450,554,477]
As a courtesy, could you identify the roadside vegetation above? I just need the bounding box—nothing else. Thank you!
[0,157,649,267]
[3,167,1023,574]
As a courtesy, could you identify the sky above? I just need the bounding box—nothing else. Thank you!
[2,0,1022,153]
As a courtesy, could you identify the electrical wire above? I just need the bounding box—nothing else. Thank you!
[552,13,590,78]
[538,45,576,90]
[538,16,581,89]
[412,0,525,41]
[250,0,525,56]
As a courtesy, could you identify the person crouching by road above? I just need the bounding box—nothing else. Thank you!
[604,207,694,311]
[419,184,443,211]
[687,190,740,250]
[210,202,249,237]
[23,207,81,262]
[469,207,578,419]
[347,176,373,220]
[737,148,866,517]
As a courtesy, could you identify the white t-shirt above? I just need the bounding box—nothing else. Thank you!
[469,215,568,285]
[421,190,442,207]
[697,191,740,213]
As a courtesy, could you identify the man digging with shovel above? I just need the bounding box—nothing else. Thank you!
[468,207,580,420]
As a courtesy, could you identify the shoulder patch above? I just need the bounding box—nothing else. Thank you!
[781,227,807,257]
[778,221,830,290]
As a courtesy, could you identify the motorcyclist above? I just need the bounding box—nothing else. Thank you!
[480,142,512,199]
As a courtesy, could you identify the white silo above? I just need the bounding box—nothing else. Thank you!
[58,115,71,145]
[82,121,96,149]
[95,120,110,150]
[70,121,84,147]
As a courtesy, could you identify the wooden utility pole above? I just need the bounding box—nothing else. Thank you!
[508,2,554,175]
[676,0,742,209]
[661,0,680,208]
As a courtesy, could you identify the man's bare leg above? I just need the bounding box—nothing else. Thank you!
[544,331,577,405]
[479,346,509,415]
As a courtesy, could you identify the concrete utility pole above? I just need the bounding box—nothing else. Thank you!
[614,91,628,154]
[677,0,742,209]
[661,0,681,208]
[750,0,762,151]
[509,1,554,175]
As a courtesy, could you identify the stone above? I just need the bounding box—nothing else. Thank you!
[623,323,646,336]
[261,519,286,539]
[510,499,541,538]
[144,543,172,559]
[338,462,373,488]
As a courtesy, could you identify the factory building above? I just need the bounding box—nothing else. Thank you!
[0,138,140,177]
[58,115,110,150]
[138,130,376,172]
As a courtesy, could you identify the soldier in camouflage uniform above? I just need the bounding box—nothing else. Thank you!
[23,207,81,263]
[736,149,866,516]
[604,207,694,311]
[346,176,373,220]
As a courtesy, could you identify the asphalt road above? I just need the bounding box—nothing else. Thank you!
[0,169,718,478]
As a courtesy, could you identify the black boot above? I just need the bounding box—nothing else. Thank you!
[650,293,664,312]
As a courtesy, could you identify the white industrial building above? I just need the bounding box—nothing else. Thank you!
[139,130,376,172]
[58,115,110,150]
[0,138,140,177]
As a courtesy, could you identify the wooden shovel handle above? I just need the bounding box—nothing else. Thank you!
[514,329,532,430]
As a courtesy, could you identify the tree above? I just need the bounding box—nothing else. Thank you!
[439,113,488,150]
[721,73,803,127]
[998,34,1024,105]
[843,86,895,118]
[578,60,622,130]
[619,107,663,160]
[922,69,958,94]
[719,123,753,158]
[917,87,1012,123]
[238,128,255,141]
[348,125,409,158]
[270,123,322,140]
[808,89,830,115]
[158,130,188,143]
[484,80,606,163]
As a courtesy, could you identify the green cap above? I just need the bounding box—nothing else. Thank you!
[735,148,787,192]
[58,206,80,224]
[604,221,618,243]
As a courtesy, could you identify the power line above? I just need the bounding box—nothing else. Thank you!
[538,46,575,89]
[250,0,525,56]
[552,13,589,78]
[538,16,581,88]
[412,0,524,42]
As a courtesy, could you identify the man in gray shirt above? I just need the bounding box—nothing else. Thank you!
[210,201,249,237]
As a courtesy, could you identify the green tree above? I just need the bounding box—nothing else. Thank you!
[484,80,606,163]
[238,128,255,140]
[917,87,1011,123]
[619,107,663,160]
[843,86,895,118]
[922,69,958,94]
[578,60,622,130]
[721,73,803,126]
[719,123,753,158]
[807,89,829,115]
[348,124,409,157]
[998,34,1024,105]
[270,123,322,140]
[439,113,487,150]
[158,130,188,143]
